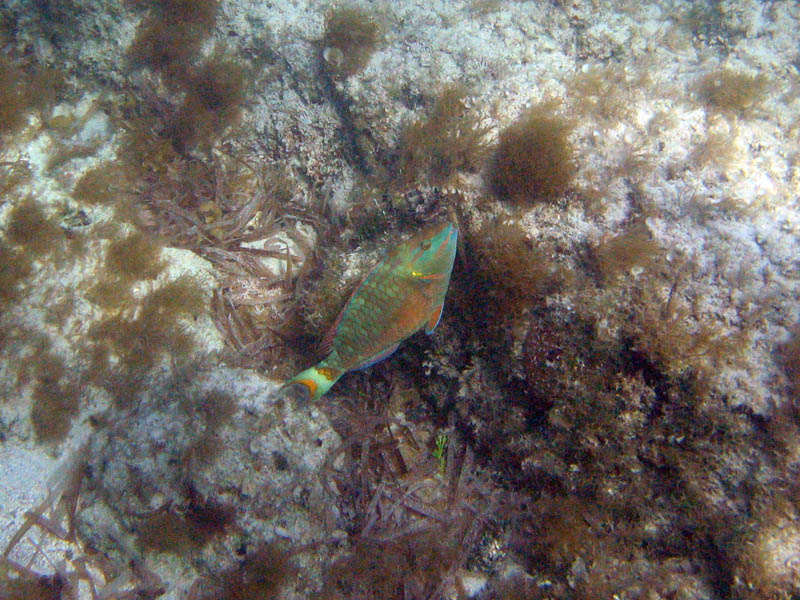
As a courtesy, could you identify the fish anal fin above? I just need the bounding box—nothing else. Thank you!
[355,342,400,371]
[425,302,444,334]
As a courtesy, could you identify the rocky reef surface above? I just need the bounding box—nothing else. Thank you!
[1,1,799,598]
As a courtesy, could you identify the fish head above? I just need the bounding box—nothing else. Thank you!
[403,221,458,279]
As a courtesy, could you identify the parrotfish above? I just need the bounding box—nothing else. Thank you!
[285,221,458,400]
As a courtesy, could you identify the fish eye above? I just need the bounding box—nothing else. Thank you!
[420,240,431,250]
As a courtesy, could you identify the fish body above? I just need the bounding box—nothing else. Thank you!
[285,221,458,400]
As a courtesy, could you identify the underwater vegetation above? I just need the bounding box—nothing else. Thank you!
[0,36,321,600]
[778,324,800,396]
[393,85,492,188]
[0,573,65,600]
[70,182,210,395]
[72,161,124,206]
[0,56,62,136]
[726,495,800,600]
[84,230,164,312]
[165,49,250,153]
[488,101,576,204]
[688,129,740,171]
[321,530,461,599]
[567,64,647,125]
[315,6,384,176]
[128,0,219,78]
[5,198,65,258]
[695,68,768,114]
[27,346,82,443]
[0,241,32,308]
[127,44,251,157]
[378,196,779,599]
[320,6,382,78]
[79,16,306,378]
[466,217,568,312]
[622,262,750,378]
[591,224,662,282]
[317,389,495,599]
[105,231,165,282]
[0,442,168,599]
[127,0,247,156]
[1,0,795,597]
[192,543,297,600]
[136,485,236,554]
[87,276,206,380]
[0,157,31,198]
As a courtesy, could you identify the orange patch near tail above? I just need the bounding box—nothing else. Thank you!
[294,378,318,397]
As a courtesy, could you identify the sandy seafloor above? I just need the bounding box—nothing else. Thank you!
[1,0,800,599]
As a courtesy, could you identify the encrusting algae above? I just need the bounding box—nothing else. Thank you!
[285,221,458,400]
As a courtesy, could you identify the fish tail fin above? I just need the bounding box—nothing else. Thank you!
[282,363,342,401]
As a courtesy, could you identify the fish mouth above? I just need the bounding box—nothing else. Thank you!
[430,222,458,266]
[416,221,458,263]
[430,221,457,241]
[440,222,458,250]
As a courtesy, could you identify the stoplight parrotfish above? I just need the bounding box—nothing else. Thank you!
[284,221,458,400]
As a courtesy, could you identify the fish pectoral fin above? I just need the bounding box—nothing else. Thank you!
[425,302,444,334]
[414,272,444,280]
[355,342,400,370]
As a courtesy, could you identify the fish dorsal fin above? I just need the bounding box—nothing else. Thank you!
[354,342,400,370]
[425,302,444,334]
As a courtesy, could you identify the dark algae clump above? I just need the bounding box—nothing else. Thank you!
[321,532,459,600]
[321,6,381,78]
[136,487,235,554]
[0,573,65,600]
[128,0,219,76]
[590,224,662,281]
[72,162,123,206]
[28,348,82,443]
[394,85,492,188]
[0,56,62,136]
[88,276,205,378]
[85,231,165,309]
[166,49,250,153]
[696,68,768,114]
[105,231,164,282]
[197,543,297,600]
[0,241,32,307]
[489,101,576,204]
[467,217,568,312]
[778,324,800,396]
[5,198,65,258]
